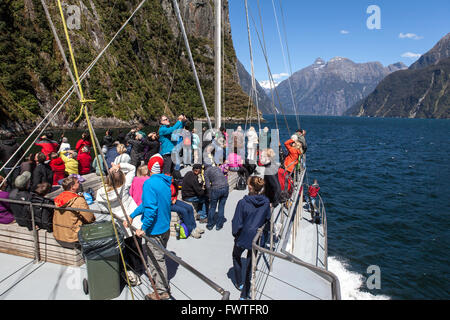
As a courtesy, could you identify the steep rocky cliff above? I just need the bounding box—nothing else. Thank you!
[273,57,407,116]
[0,0,250,133]
[346,33,450,119]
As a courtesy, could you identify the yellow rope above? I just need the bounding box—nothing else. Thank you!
[56,0,134,299]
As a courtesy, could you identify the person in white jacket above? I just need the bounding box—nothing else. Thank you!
[95,162,142,286]
[113,143,131,165]
[246,127,258,163]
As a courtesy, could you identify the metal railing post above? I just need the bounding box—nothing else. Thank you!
[29,204,40,263]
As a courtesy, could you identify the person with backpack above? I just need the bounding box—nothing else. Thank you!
[8,171,33,229]
[231,176,271,300]
[31,182,54,232]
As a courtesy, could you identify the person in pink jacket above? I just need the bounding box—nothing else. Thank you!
[130,165,150,206]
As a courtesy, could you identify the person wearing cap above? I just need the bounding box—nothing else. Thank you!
[124,154,173,300]
[181,164,209,223]
[8,171,33,230]
[53,176,95,249]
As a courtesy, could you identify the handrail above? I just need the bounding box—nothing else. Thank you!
[252,227,341,300]
[0,197,230,300]
[250,167,341,300]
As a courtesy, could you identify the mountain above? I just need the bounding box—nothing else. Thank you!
[409,33,450,70]
[236,60,273,114]
[346,33,450,119]
[0,0,251,134]
[273,57,407,116]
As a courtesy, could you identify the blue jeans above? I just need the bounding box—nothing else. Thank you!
[184,196,209,220]
[207,186,229,229]
[232,244,252,299]
[171,200,197,234]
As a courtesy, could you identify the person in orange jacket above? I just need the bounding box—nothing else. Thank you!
[283,135,303,173]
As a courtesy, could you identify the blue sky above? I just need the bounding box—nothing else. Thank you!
[229,0,450,85]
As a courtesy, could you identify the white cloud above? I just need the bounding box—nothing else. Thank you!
[399,32,423,40]
[401,52,422,59]
[340,30,350,34]
[271,73,289,80]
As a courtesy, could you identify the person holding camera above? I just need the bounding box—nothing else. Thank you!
[158,115,186,175]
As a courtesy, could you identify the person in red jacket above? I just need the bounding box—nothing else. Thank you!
[49,152,66,186]
[77,146,92,175]
[308,179,320,209]
[35,133,59,160]
[75,132,92,153]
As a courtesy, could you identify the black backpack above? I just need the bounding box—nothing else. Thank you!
[9,189,33,230]
[31,194,54,232]
[236,174,247,191]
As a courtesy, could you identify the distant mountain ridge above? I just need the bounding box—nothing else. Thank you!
[272,57,407,116]
[236,60,274,114]
[346,32,450,119]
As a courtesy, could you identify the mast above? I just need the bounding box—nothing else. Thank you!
[214,0,222,130]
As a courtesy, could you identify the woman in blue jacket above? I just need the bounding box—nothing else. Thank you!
[158,115,185,174]
[231,176,271,300]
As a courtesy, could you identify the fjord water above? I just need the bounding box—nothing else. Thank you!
[265,115,450,300]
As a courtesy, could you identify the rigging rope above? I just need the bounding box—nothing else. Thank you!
[244,0,261,134]
[249,2,290,135]
[55,0,138,299]
[278,0,300,130]
[271,0,300,129]
[170,0,212,130]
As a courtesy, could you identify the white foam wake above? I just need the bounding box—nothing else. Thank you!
[328,256,391,300]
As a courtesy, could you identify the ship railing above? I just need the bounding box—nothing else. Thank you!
[251,227,341,300]
[250,166,341,300]
[0,197,231,300]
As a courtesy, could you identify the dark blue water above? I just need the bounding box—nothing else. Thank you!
[263,115,450,300]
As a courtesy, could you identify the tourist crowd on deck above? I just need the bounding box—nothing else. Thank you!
[0,115,312,300]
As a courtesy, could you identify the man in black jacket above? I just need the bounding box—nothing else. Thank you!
[181,164,209,223]
[31,152,53,192]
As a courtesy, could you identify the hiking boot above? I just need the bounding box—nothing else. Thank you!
[145,292,171,300]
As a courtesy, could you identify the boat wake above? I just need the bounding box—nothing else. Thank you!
[328,256,391,300]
